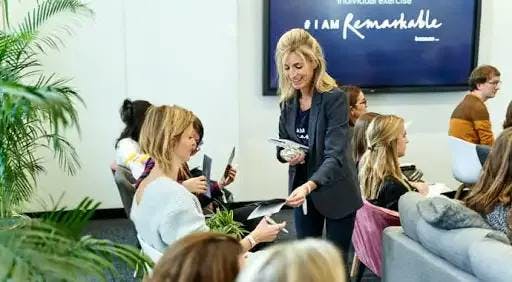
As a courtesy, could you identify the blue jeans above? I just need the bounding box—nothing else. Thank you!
[294,196,356,264]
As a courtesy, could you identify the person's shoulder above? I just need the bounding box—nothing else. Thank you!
[147,177,185,195]
[381,176,406,189]
[320,87,344,102]
[322,87,342,95]
[117,138,138,148]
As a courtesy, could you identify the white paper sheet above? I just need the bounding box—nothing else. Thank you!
[247,200,286,220]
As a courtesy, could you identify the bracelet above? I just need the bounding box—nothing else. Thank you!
[245,235,257,248]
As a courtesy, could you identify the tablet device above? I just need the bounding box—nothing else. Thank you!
[202,154,212,198]
[223,147,236,179]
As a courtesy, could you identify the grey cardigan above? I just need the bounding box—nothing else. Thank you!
[131,177,208,252]
[277,88,362,219]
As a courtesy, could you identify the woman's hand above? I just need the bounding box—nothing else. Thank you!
[249,217,286,243]
[288,151,305,166]
[411,181,429,196]
[219,166,237,188]
[286,184,309,207]
[182,176,208,194]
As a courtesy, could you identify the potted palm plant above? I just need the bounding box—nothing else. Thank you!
[0,0,152,280]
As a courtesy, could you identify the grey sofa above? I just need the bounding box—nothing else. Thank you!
[382,192,512,282]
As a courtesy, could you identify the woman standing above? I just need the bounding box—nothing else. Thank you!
[275,28,362,261]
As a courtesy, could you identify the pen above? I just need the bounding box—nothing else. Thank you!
[265,216,288,234]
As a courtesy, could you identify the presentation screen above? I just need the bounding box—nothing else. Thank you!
[263,0,480,95]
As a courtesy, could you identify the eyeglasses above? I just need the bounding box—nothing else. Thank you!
[356,99,368,106]
[192,139,203,154]
[487,80,502,86]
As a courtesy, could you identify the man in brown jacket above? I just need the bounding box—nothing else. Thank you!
[449,65,501,145]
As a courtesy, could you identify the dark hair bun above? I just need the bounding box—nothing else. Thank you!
[120,99,134,124]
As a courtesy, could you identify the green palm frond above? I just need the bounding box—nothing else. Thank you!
[41,197,99,238]
[4,0,93,55]
[0,0,89,214]
[0,79,83,215]
[0,198,153,281]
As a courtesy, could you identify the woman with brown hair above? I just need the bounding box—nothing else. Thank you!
[465,128,512,239]
[341,85,368,127]
[149,232,244,282]
[352,112,380,166]
[359,115,428,211]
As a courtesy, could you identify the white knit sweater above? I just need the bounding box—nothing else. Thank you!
[130,177,208,252]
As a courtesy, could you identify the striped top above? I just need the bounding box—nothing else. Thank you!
[449,94,494,145]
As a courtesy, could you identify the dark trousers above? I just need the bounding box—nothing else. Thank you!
[294,196,356,265]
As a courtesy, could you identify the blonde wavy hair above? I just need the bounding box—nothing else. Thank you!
[359,115,408,199]
[466,128,512,213]
[275,28,337,102]
[139,105,195,176]
[236,239,345,282]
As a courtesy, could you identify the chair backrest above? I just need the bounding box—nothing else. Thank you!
[137,234,163,263]
[448,136,482,184]
[113,165,136,217]
[352,200,400,277]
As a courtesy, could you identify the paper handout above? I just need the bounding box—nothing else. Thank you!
[427,183,455,197]
[247,199,287,220]
[268,138,308,151]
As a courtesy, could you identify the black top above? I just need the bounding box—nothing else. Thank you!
[294,107,310,188]
[369,175,416,211]
[295,108,310,146]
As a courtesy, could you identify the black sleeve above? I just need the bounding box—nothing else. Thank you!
[373,178,410,211]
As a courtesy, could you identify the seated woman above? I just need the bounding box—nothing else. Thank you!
[465,128,512,240]
[352,112,380,166]
[341,85,368,127]
[113,99,152,179]
[359,115,428,211]
[149,232,244,282]
[178,116,237,208]
[131,104,285,252]
[236,239,346,282]
[136,116,236,208]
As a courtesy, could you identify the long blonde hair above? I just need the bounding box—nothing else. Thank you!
[236,239,346,282]
[139,105,195,176]
[466,128,512,213]
[359,115,408,199]
[275,28,337,102]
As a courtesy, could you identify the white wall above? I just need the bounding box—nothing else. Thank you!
[19,0,512,211]
[24,0,239,211]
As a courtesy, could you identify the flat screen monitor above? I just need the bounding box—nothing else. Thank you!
[263,0,481,95]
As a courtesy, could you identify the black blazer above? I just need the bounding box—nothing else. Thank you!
[277,88,362,219]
